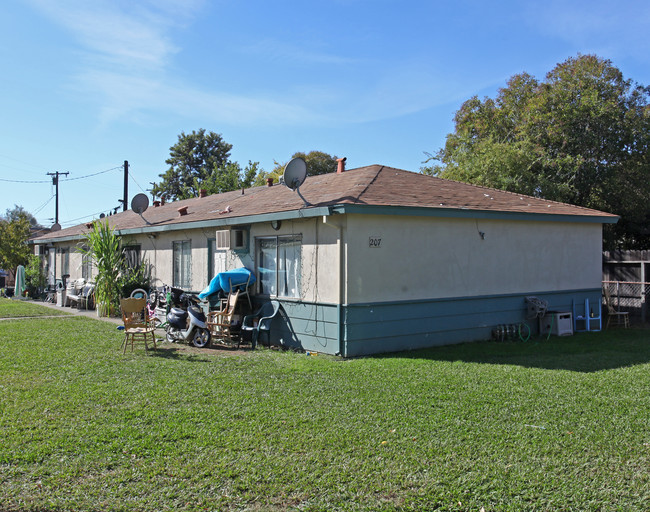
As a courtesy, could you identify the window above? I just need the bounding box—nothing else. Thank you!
[256,236,301,298]
[173,240,192,289]
[81,250,93,280]
[123,245,141,269]
[60,248,69,277]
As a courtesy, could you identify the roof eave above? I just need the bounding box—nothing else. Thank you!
[29,202,618,245]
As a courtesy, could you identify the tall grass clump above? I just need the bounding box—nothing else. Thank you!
[81,221,123,316]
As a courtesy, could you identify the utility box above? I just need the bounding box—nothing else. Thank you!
[539,311,573,336]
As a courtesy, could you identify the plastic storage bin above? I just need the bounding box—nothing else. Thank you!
[539,311,573,336]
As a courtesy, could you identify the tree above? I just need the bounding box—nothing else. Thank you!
[152,129,234,201]
[0,207,32,272]
[4,205,43,229]
[199,161,261,195]
[424,55,650,249]
[255,150,339,186]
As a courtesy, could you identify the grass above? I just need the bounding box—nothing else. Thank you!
[1,299,650,511]
[0,298,69,318]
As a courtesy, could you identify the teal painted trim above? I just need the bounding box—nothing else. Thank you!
[266,300,339,354]
[252,289,603,357]
[345,288,603,310]
[332,204,618,224]
[337,303,343,357]
[30,235,85,244]
[31,200,616,245]
[31,207,335,244]
[117,207,335,236]
[342,288,603,357]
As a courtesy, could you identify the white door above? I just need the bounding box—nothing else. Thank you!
[48,249,56,286]
[214,250,227,276]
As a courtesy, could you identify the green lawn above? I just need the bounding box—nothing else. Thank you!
[1,299,649,511]
[0,298,69,318]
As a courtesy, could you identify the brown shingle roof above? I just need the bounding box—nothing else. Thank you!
[31,165,618,242]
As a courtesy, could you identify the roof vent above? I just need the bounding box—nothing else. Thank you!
[337,157,347,174]
[267,177,274,187]
[153,200,161,207]
[199,189,207,198]
[177,206,188,216]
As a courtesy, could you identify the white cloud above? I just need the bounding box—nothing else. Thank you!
[25,0,468,129]
[26,0,185,70]
[77,70,317,127]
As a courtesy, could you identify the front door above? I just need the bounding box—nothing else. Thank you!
[48,249,56,286]
[214,250,227,276]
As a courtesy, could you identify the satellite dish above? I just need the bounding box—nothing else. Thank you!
[283,157,307,191]
[131,193,149,215]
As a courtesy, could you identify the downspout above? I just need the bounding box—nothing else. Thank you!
[322,211,345,357]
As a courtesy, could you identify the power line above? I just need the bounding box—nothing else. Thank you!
[129,169,147,193]
[33,195,55,216]
[0,165,122,184]
[0,177,50,183]
[62,165,122,181]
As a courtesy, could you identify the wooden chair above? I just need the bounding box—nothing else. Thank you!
[120,297,157,353]
[207,290,240,348]
[603,287,630,329]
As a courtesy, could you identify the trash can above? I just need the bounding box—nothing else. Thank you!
[56,280,66,307]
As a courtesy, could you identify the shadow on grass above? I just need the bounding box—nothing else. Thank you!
[147,344,213,363]
[382,328,650,373]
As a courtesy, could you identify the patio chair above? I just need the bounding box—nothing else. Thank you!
[120,297,157,353]
[603,287,630,329]
[207,290,240,348]
[66,278,86,307]
[572,298,602,332]
[241,300,280,349]
[76,282,95,310]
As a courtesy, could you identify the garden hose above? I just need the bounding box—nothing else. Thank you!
[518,322,531,342]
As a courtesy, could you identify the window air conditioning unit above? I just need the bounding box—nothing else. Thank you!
[215,228,248,251]
[216,230,230,250]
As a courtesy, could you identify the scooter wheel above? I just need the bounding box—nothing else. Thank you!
[191,328,211,348]
[165,328,176,343]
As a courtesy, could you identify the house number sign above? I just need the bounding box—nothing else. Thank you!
[369,236,382,248]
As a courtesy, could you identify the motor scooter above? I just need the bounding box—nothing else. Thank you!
[165,293,211,348]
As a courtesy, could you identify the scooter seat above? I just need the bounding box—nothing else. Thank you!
[170,307,186,316]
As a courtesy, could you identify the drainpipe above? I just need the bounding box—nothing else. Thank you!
[322,210,345,357]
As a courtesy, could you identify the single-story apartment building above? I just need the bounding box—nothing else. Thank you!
[30,164,618,356]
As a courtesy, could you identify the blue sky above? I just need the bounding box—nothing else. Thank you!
[1,0,649,228]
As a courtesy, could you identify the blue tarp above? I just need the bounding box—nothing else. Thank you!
[198,267,256,300]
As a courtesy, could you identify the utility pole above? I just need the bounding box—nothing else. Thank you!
[47,171,69,228]
[123,160,129,212]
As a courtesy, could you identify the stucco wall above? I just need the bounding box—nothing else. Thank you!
[108,217,341,304]
[345,214,603,304]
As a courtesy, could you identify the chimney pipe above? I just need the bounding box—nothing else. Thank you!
[337,157,347,174]
[267,177,274,187]
[199,189,207,198]
[177,206,188,216]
